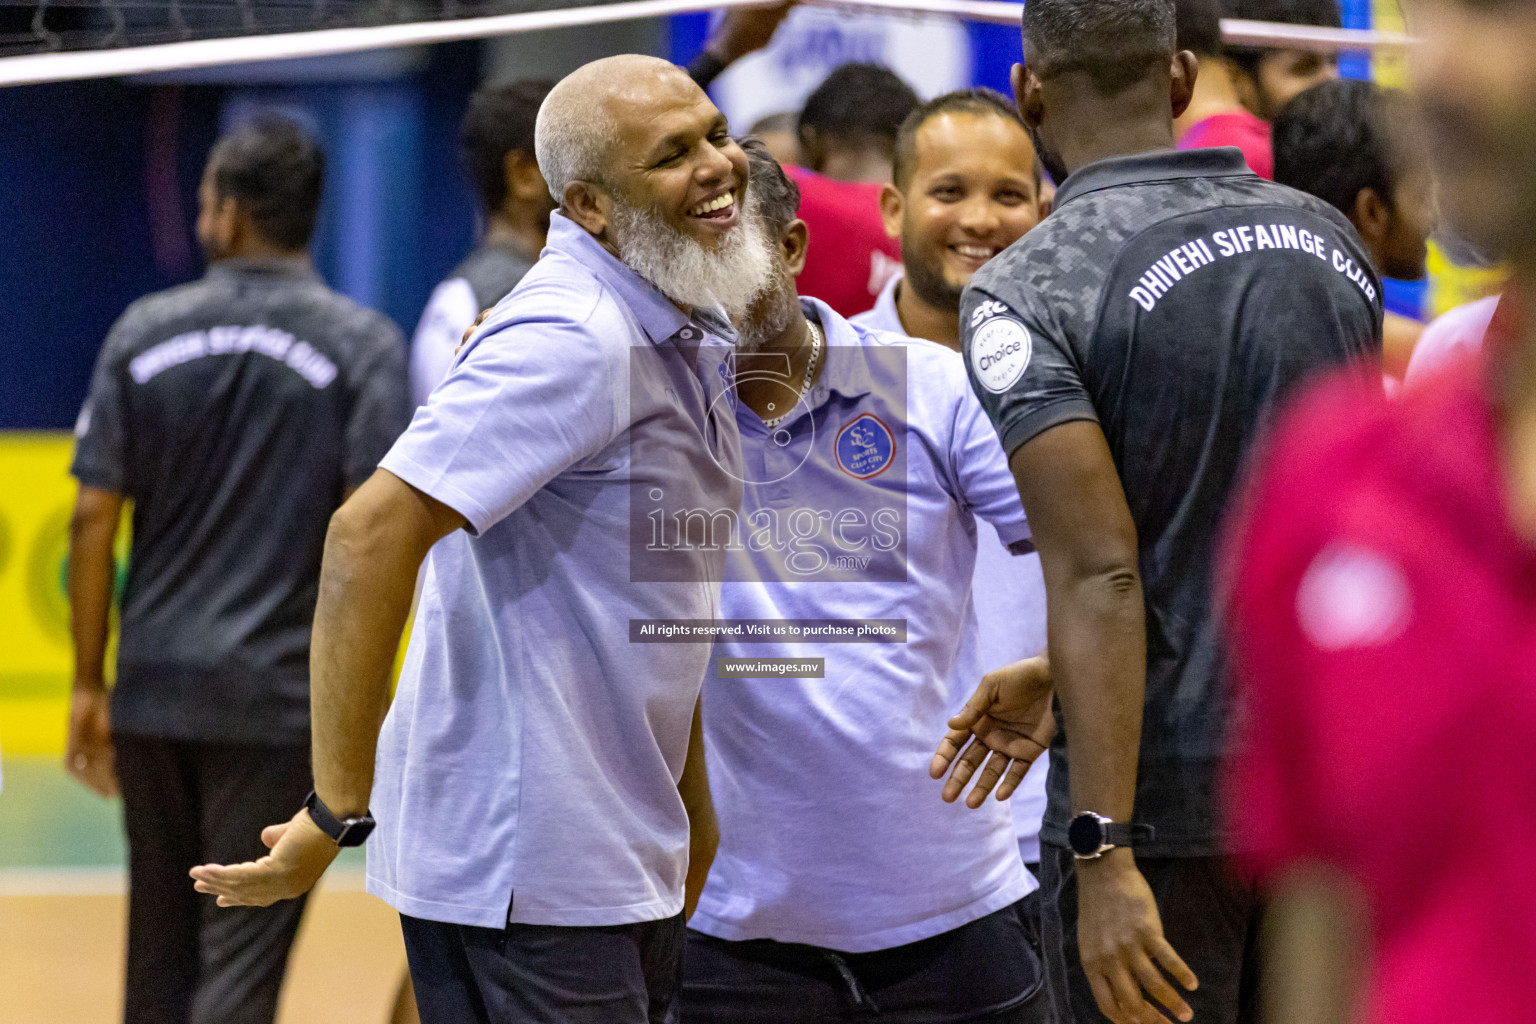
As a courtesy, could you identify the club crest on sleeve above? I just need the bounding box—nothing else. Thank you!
[969,315,1032,393]
[835,413,896,480]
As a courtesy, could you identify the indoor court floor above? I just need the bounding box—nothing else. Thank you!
[0,757,409,1024]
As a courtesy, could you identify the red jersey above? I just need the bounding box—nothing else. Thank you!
[1222,346,1536,1024]
[786,166,902,318]
[1178,110,1274,179]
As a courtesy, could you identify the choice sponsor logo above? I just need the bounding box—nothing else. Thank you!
[969,315,1032,393]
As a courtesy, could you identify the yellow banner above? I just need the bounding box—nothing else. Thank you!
[0,432,409,757]
[0,432,85,755]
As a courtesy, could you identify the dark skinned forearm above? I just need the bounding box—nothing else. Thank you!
[678,697,718,918]
[1041,558,1145,825]
[1009,421,1146,826]
[310,470,464,817]
[1010,421,1194,1024]
[68,485,123,691]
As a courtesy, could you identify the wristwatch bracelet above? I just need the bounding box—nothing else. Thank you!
[303,790,376,848]
[1067,811,1155,860]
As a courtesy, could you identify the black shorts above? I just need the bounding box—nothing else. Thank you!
[402,911,686,1024]
[1038,846,1263,1024]
[680,897,1051,1023]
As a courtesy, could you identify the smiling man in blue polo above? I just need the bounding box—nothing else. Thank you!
[192,55,761,1024]
[677,141,1051,1024]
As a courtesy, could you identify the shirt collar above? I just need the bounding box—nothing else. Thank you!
[869,271,905,335]
[206,256,319,282]
[1053,146,1254,209]
[803,296,875,404]
[545,211,724,346]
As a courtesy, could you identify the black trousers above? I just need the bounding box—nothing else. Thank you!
[1038,846,1263,1024]
[402,911,687,1024]
[114,734,312,1024]
[680,898,1052,1023]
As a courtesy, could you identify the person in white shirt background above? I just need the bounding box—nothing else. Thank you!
[410,79,555,406]
[851,89,1053,887]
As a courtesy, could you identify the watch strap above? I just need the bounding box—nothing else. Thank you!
[303,790,375,847]
[1103,821,1156,848]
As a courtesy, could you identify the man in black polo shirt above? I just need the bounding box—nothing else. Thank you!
[930,1,1380,1022]
[66,116,409,1024]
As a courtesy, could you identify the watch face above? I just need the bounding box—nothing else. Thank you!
[1068,813,1108,857]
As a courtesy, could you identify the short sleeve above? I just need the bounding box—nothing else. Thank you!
[960,285,1098,457]
[70,325,132,493]
[343,317,412,491]
[380,301,623,535]
[948,374,1030,550]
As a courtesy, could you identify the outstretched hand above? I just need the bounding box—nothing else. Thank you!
[190,808,340,907]
[930,654,1055,807]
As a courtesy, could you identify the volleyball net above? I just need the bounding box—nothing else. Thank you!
[0,0,1412,87]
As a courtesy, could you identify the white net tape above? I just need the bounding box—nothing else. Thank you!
[0,0,1413,88]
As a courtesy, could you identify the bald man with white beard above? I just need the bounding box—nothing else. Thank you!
[190,55,766,1024]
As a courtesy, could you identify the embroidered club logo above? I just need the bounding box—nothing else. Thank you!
[970,315,1031,393]
[835,413,896,480]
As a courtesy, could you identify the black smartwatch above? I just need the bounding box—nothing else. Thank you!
[1067,812,1154,860]
[304,790,376,848]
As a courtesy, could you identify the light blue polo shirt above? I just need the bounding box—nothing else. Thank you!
[852,274,1051,865]
[691,300,1034,952]
[368,212,743,929]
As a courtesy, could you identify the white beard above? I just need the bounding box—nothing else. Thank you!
[610,199,774,323]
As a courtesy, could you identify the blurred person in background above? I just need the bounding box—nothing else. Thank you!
[1222,0,1536,1019]
[1403,290,1499,385]
[1273,78,1437,379]
[66,115,410,1024]
[854,88,1053,894]
[680,138,1050,1024]
[1174,0,1274,177]
[1223,0,1341,121]
[929,0,1381,1020]
[747,111,802,169]
[411,80,553,406]
[797,62,919,184]
[789,62,918,316]
[191,55,756,1024]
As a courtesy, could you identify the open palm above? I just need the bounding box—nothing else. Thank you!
[931,654,1055,807]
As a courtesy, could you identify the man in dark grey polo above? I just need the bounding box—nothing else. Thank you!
[66,115,410,1024]
[930,1,1380,1023]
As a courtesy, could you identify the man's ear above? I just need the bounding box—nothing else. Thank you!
[217,195,245,256]
[1037,189,1053,220]
[504,150,549,206]
[1351,186,1392,250]
[1171,51,1199,120]
[878,183,904,241]
[783,218,810,277]
[562,181,609,241]
[1012,63,1045,132]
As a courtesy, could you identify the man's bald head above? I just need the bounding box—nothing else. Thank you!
[533,54,764,318]
[535,54,700,205]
